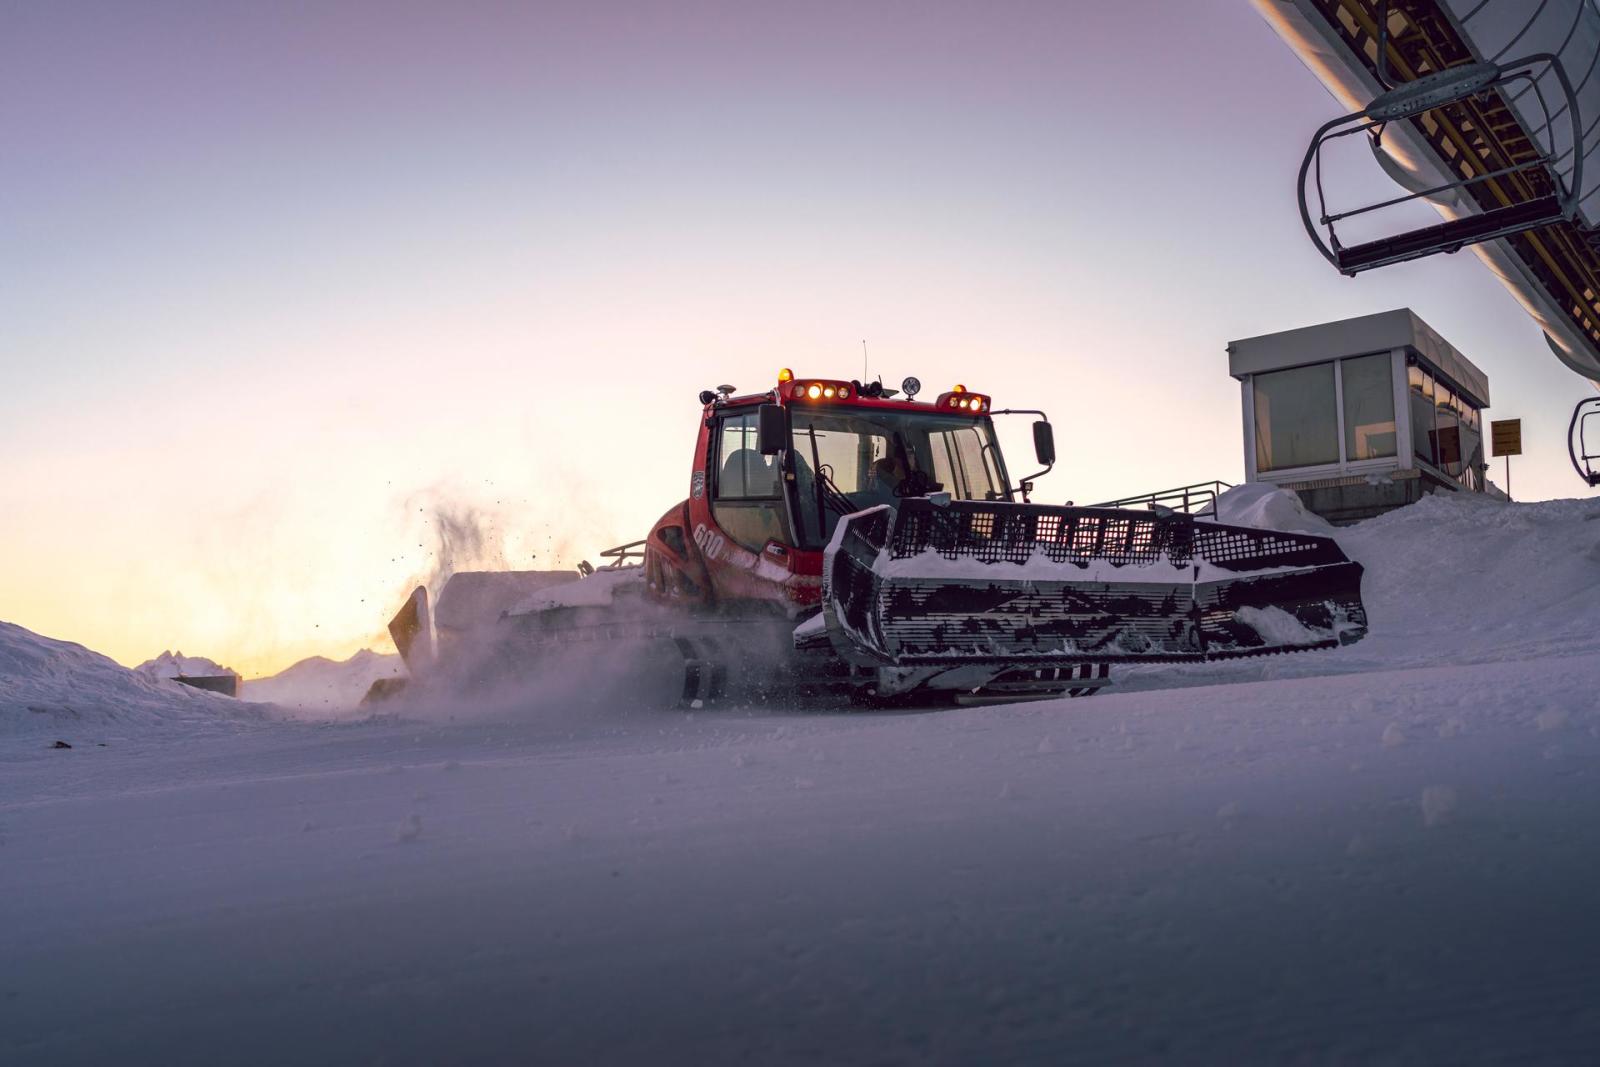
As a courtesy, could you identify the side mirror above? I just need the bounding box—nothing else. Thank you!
[757,403,788,456]
[1032,420,1056,467]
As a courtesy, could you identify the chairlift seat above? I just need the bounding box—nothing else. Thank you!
[1334,194,1566,275]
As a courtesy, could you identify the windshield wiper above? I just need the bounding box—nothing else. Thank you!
[816,469,859,517]
[798,430,866,542]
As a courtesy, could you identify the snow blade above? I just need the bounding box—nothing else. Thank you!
[387,586,435,674]
[822,500,1366,667]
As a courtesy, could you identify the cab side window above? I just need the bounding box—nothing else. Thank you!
[713,413,787,551]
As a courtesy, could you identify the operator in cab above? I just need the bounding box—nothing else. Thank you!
[860,455,906,508]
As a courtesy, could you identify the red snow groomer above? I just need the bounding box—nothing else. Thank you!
[379,371,1367,707]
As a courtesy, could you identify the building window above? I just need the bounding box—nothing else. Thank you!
[1404,361,1484,490]
[1409,364,1436,466]
[1435,379,1461,475]
[1341,353,1397,460]
[1254,362,1339,472]
[1458,404,1483,490]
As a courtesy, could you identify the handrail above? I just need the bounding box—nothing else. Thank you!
[599,540,648,566]
[577,539,649,577]
[1090,480,1234,518]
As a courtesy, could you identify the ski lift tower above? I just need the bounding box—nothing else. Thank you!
[1229,308,1493,524]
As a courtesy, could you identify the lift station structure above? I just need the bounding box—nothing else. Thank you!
[1256,0,1600,386]
[1229,308,1491,524]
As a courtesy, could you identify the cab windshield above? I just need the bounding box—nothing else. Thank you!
[788,409,1007,548]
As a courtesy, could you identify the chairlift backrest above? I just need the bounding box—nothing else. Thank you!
[1568,397,1600,487]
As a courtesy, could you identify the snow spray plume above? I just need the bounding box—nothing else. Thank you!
[385,613,698,736]
[410,497,505,602]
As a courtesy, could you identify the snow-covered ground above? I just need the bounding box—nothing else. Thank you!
[2,489,1598,1064]
[0,623,264,739]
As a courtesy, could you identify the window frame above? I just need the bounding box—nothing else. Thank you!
[1403,358,1487,491]
[1252,360,1343,474]
[709,410,793,552]
[1245,349,1458,483]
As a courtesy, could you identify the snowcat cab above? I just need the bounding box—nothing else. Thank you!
[1298,30,1582,276]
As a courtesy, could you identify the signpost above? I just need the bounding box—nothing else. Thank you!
[1491,418,1522,498]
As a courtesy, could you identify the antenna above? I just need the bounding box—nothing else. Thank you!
[862,339,868,380]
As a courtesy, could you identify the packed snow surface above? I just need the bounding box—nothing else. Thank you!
[3,488,1600,1064]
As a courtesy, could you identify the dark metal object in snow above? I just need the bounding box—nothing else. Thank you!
[172,674,240,698]
[823,500,1367,668]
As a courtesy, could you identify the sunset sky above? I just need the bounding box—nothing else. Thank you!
[4,0,1596,677]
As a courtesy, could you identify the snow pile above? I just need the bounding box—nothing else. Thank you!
[1234,604,1329,646]
[1339,490,1600,662]
[1207,483,1600,661]
[1,621,261,738]
[242,649,403,712]
[507,565,644,614]
[1124,487,1600,693]
[1210,480,1334,535]
[135,649,237,681]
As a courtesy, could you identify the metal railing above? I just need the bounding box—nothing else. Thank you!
[577,539,648,577]
[1090,480,1233,518]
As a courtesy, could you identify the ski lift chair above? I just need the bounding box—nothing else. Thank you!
[1298,52,1582,276]
[1568,397,1600,486]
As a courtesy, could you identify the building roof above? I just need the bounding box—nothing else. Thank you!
[1226,308,1490,408]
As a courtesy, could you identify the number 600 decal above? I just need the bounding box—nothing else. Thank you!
[692,523,726,560]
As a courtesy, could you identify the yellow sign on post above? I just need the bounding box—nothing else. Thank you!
[1490,418,1521,499]
[1491,419,1522,456]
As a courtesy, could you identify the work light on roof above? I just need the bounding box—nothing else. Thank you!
[901,376,921,397]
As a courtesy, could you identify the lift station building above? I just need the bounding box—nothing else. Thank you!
[1228,308,1492,524]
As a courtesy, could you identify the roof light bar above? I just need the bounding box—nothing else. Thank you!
[935,389,991,413]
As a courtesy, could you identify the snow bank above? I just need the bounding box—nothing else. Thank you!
[0,621,262,738]
[1123,486,1600,693]
[241,649,403,713]
[1210,481,1335,535]
[1339,490,1600,660]
[1205,483,1600,661]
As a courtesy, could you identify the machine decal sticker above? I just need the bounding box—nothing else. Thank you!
[692,523,726,561]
